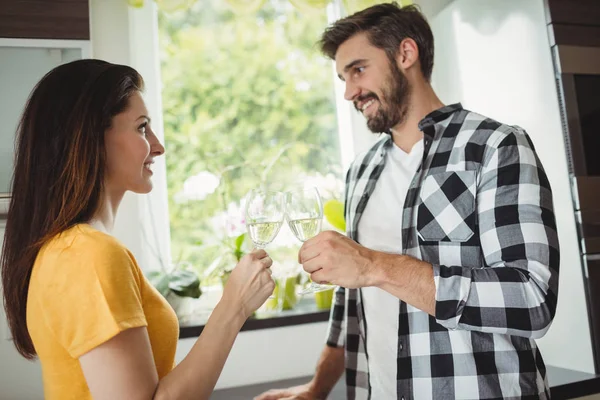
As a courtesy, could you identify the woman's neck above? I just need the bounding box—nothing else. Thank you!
[88,188,125,233]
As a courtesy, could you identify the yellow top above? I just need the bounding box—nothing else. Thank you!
[27,224,179,400]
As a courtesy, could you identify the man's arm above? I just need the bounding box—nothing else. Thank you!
[425,130,560,338]
[303,130,559,339]
[310,345,345,398]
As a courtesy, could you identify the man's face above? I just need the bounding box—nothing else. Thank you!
[335,33,411,133]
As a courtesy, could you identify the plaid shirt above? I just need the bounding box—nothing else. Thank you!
[326,104,559,400]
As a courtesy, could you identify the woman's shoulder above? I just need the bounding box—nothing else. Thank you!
[34,224,137,280]
[47,224,128,254]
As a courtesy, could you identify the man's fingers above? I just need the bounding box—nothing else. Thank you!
[254,390,289,400]
[311,269,329,285]
[298,242,322,264]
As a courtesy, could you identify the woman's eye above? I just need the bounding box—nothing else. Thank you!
[138,122,148,135]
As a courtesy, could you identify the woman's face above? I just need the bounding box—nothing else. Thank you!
[104,91,165,195]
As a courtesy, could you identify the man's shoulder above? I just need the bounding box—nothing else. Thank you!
[452,109,527,147]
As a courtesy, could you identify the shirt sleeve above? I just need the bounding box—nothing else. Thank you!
[39,234,148,358]
[326,286,346,347]
[433,129,560,339]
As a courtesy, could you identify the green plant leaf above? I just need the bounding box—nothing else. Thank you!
[147,270,172,298]
[233,232,246,261]
[168,269,202,298]
[171,284,203,298]
[234,232,246,251]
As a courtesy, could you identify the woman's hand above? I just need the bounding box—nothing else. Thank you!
[222,249,275,319]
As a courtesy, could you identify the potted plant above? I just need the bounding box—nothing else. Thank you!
[147,263,202,317]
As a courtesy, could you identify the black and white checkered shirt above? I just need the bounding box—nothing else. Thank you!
[326,104,559,400]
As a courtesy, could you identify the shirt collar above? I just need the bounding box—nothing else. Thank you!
[418,102,463,132]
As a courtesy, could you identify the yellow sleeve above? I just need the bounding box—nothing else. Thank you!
[39,233,148,358]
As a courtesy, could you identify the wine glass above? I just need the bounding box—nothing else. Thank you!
[245,189,285,301]
[285,187,335,294]
[245,189,285,249]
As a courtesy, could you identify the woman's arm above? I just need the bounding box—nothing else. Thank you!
[79,250,274,400]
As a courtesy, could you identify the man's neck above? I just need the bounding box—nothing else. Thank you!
[390,82,444,153]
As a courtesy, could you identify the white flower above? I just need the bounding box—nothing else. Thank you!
[210,201,246,238]
[175,171,220,203]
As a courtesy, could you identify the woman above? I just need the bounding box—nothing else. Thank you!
[1,59,275,400]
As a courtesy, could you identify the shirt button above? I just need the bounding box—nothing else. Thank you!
[401,397,405,400]
[399,342,403,350]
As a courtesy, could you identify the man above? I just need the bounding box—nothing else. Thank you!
[257,3,559,399]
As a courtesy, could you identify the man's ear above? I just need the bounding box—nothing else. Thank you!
[395,38,419,72]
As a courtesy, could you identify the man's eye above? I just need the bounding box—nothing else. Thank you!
[355,66,365,74]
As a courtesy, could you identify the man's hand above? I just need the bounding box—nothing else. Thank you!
[299,230,380,289]
[255,346,344,400]
[254,383,320,400]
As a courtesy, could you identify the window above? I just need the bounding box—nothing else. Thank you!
[157,0,347,321]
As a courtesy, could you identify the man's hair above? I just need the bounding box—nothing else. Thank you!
[319,2,434,81]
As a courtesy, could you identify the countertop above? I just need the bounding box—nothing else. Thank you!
[211,365,600,399]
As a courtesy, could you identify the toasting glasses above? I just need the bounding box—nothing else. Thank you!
[244,186,335,296]
[285,187,335,295]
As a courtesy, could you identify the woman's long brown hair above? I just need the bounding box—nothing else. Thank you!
[1,59,144,359]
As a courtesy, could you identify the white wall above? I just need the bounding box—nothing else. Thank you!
[429,0,595,373]
[177,323,328,389]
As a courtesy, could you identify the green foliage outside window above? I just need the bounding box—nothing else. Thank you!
[158,0,343,284]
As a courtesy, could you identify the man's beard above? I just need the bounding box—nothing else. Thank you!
[356,63,411,134]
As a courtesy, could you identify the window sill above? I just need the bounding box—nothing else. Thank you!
[178,296,330,339]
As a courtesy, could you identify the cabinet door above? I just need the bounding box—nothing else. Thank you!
[0,0,89,40]
[0,44,84,218]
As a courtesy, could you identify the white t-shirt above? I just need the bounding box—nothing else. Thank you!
[358,139,423,399]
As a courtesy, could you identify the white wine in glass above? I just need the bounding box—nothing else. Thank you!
[245,189,285,249]
[247,220,283,249]
[287,217,321,242]
[285,187,335,294]
[245,189,285,301]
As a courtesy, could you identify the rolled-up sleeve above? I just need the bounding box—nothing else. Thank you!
[326,286,346,347]
[434,130,560,339]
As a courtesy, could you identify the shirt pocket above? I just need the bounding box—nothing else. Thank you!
[417,171,477,242]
